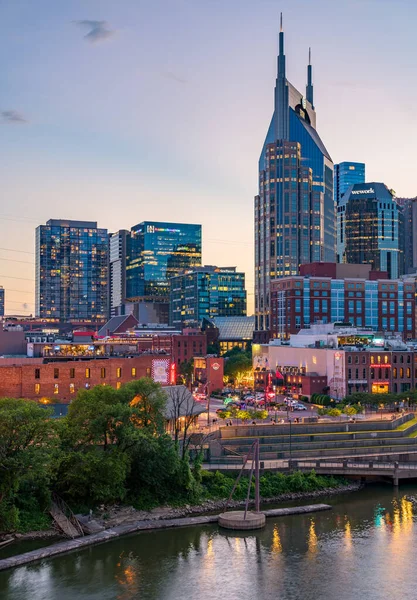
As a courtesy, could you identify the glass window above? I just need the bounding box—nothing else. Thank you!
[70,368,75,378]
[34,368,40,379]
[101,367,106,378]
[54,383,59,394]
[146,368,151,377]
[116,367,122,378]
[393,368,397,378]
[116,382,121,390]
[407,368,411,378]
[400,368,404,378]
[34,383,40,394]
[348,356,352,364]
[70,383,75,394]
[85,368,90,379]
[54,368,59,379]
[131,367,137,377]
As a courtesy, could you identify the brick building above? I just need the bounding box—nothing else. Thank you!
[0,355,172,402]
[270,266,416,340]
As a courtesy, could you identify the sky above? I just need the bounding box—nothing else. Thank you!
[1,0,416,317]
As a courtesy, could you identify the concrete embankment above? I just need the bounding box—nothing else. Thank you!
[0,503,331,572]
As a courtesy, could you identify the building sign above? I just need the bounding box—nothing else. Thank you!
[351,187,375,195]
[276,365,306,375]
[212,362,220,371]
[152,358,170,384]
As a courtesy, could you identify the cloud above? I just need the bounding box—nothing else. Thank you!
[161,71,188,85]
[1,110,27,124]
[74,20,115,43]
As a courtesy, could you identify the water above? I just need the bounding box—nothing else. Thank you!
[1,485,417,600]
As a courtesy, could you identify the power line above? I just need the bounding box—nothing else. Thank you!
[0,257,35,265]
[0,247,34,255]
[0,274,35,281]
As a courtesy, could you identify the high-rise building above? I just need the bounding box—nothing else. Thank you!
[170,266,246,329]
[334,162,365,204]
[0,286,4,317]
[126,221,202,323]
[109,230,129,317]
[396,197,417,274]
[35,219,109,322]
[337,183,404,278]
[255,17,334,340]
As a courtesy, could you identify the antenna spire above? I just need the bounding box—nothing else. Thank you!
[280,12,283,32]
[306,46,314,108]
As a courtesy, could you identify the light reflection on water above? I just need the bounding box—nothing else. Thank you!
[2,486,417,600]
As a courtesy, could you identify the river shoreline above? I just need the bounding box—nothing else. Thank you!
[10,481,362,542]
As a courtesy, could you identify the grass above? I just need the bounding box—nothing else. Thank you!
[395,418,417,431]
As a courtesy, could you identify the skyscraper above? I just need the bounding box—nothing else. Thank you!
[0,286,4,317]
[170,266,246,329]
[334,162,365,204]
[35,219,109,322]
[126,221,202,323]
[396,197,417,274]
[255,16,334,339]
[337,183,404,278]
[109,230,129,317]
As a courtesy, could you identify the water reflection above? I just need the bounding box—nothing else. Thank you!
[2,486,417,600]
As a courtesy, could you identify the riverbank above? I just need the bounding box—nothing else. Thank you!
[0,503,332,572]
[11,481,361,541]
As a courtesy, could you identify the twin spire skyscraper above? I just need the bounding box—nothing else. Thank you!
[254,14,335,340]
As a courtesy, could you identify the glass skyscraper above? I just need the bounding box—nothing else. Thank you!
[126,222,202,302]
[334,162,365,204]
[35,219,109,321]
[170,266,246,329]
[337,183,404,278]
[255,17,334,338]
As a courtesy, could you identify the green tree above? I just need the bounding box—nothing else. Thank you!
[119,378,167,434]
[0,398,55,532]
[179,359,194,386]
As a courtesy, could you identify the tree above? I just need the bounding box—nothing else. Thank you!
[167,386,201,459]
[224,352,253,386]
[179,359,194,386]
[0,398,56,532]
[120,378,167,434]
[342,405,357,416]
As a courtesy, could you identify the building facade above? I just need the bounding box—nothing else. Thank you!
[109,230,129,317]
[396,197,417,274]
[255,21,334,340]
[35,219,109,322]
[270,274,416,340]
[0,286,4,317]
[170,266,246,329]
[337,183,404,278]
[334,162,365,204]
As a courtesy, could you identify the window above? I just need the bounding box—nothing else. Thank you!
[54,368,59,379]
[348,301,354,314]
[384,356,388,364]
[385,368,389,379]
[131,367,137,377]
[407,355,411,363]
[393,368,397,378]
[116,382,121,390]
[34,383,40,394]
[400,368,404,378]
[393,355,397,364]
[362,356,366,364]
[35,368,40,380]
[85,368,90,379]
[116,367,122,378]
[354,355,359,364]
[407,368,411,378]
[146,368,151,377]
[348,369,352,379]
[70,368,75,378]
[400,355,404,363]
[54,383,59,394]
[295,299,301,313]
[355,369,359,379]
[371,356,374,364]
[101,367,106,379]
[377,355,381,364]
[348,356,352,364]
[70,383,75,394]
[363,368,366,379]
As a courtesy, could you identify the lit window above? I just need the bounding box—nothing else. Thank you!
[54,383,59,394]
[85,368,90,379]
[384,356,388,364]
[101,367,106,379]
[35,383,40,394]
[116,382,121,389]
[116,368,122,378]
[70,383,75,394]
[131,367,136,377]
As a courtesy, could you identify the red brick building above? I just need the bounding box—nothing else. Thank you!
[270,273,416,340]
[0,355,170,402]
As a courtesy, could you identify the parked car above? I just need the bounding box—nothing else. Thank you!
[293,403,307,411]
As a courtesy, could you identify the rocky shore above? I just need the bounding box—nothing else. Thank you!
[12,481,362,541]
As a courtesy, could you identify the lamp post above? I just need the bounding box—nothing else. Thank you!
[289,418,293,472]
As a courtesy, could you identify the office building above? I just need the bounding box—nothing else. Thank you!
[109,230,129,317]
[0,286,4,317]
[396,197,417,274]
[269,266,415,340]
[334,162,365,204]
[126,221,201,324]
[337,183,404,278]
[35,219,109,322]
[170,266,246,329]
[255,17,334,341]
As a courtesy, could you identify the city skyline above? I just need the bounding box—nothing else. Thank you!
[1,0,417,316]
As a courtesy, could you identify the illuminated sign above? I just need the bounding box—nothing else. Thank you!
[351,188,375,195]
[152,358,170,384]
[212,362,220,371]
[335,352,342,360]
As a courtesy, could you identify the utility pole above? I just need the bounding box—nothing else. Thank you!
[255,439,260,513]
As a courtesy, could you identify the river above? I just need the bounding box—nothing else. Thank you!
[1,484,417,600]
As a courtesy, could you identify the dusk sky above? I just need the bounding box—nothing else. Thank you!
[1,0,416,316]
